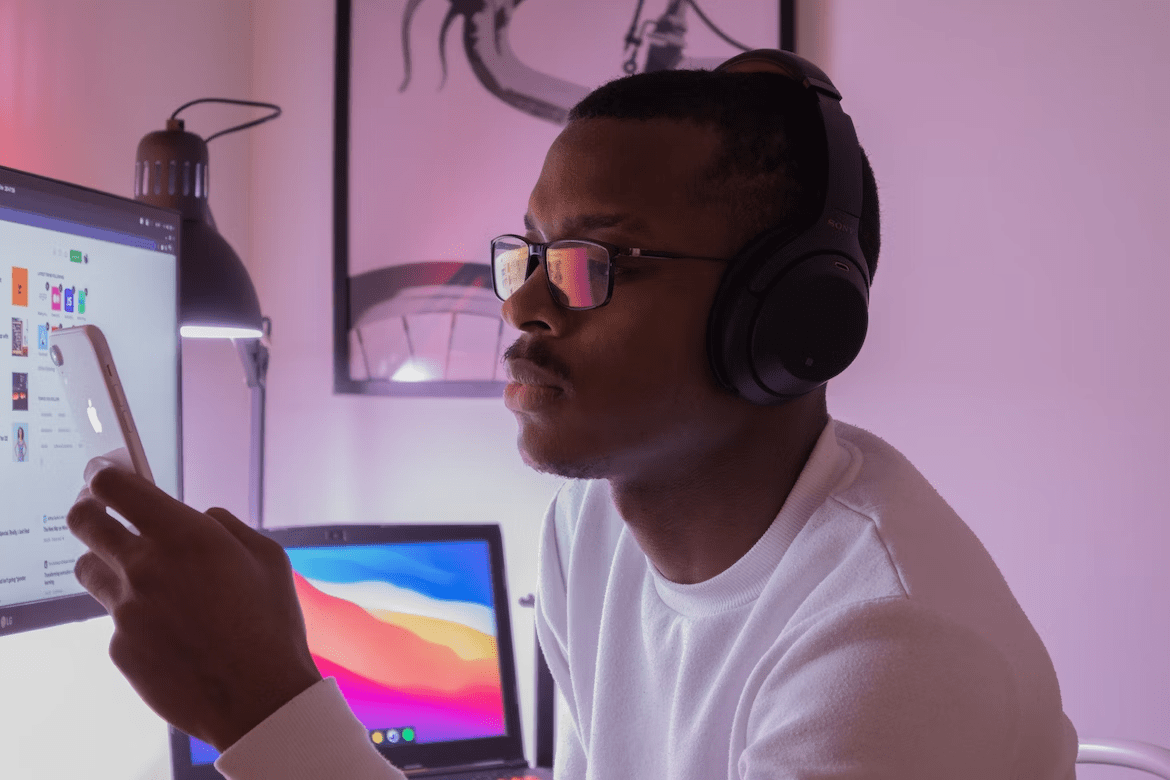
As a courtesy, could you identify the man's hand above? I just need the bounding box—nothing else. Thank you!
[67,459,323,753]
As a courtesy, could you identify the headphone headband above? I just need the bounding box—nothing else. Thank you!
[705,49,870,403]
[716,49,840,99]
[715,49,867,286]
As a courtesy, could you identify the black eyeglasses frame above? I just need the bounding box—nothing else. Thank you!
[490,233,727,311]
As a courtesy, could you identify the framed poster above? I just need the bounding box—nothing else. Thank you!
[334,0,793,397]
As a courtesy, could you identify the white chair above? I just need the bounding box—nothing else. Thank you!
[1077,738,1170,777]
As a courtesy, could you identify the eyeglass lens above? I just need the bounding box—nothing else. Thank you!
[492,237,611,309]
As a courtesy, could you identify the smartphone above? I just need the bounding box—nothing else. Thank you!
[49,325,154,484]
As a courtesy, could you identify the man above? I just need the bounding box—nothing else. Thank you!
[67,50,1078,779]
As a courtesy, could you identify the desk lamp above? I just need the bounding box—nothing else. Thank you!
[134,98,281,529]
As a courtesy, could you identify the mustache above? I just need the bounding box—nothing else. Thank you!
[502,339,572,382]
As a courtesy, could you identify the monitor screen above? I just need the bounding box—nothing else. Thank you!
[0,165,181,635]
[185,536,508,766]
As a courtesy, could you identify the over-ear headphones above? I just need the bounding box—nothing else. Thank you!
[706,49,869,404]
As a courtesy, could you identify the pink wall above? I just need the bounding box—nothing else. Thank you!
[816,2,1170,770]
[1,1,1166,778]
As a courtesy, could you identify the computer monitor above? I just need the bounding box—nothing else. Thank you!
[0,164,182,637]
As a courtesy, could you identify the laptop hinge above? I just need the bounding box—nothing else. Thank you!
[401,758,528,777]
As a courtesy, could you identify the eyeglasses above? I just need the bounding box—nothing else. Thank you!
[490,234,727,310]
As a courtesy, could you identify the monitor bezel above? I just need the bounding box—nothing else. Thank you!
[169,523,527,779]
[0,163,183,638]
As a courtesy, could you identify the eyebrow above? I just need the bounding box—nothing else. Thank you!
[523,212,648,237]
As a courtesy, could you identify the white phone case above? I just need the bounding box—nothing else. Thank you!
[49,325,154,484]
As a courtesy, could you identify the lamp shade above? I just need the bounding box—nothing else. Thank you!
[134,119,262,338]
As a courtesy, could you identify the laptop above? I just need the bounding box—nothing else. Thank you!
[169,524,552,779]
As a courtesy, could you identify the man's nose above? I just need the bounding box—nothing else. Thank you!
[501,260,558,331]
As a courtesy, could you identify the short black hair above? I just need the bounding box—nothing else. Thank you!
[568,68,880,283]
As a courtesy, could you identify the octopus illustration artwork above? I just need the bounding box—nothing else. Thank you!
[337,0,783,396]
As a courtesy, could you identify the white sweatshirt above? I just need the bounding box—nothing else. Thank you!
[534,418,1079,779]
[215,418,1079,779]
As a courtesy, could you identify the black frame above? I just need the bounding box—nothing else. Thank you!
[492,234,728,311]
[332,0,356,396]
[331,0,512,399]
[169,523,527,780]
[0,164,183,639]
[332,0,794,397]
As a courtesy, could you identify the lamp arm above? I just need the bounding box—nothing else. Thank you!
[234,316,271,390]
[232,316,271,528]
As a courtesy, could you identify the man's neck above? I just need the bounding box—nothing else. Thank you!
[609,397,829,585]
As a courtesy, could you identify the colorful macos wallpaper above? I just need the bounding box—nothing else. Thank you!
[188,540,504,766]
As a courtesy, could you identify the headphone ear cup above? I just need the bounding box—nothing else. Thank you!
[750,253,868,395]
[706,225,795,400]
[707,246,869,404]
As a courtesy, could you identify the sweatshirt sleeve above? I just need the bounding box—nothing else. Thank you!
[736,597,1022,780]
[534,486,589,780]
[214,677,408,780]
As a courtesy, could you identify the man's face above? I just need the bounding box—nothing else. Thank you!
[502,117,755,480]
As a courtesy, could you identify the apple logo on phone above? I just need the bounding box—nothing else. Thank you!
[86,399,103,434]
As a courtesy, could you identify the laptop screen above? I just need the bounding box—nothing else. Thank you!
[173,524,525,777]
[0,164,181,636]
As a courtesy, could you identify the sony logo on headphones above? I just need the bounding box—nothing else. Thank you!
[826,217,856,235]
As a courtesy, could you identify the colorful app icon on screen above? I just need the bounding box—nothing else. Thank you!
[12,372,29,411]
[64,287,75,312]
[12,423,29,463]
[78,289,86,314]
[12,267,28,306]
[51,286,61,311]
[11,319,27,357]
[37,324,49,351]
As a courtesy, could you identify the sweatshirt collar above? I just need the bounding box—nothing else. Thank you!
[651,417,853,617]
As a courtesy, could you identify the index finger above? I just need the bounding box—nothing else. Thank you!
[86,465,204,541]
